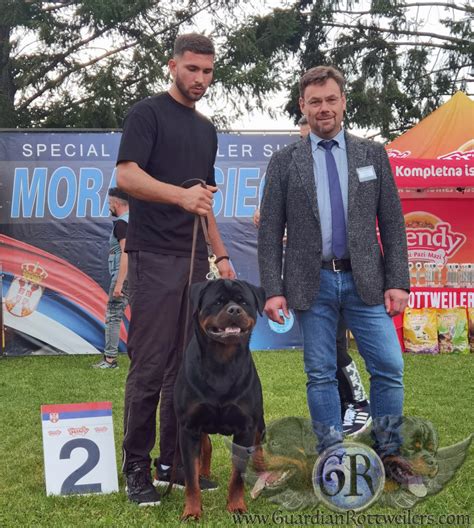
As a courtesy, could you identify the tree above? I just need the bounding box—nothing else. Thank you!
[1,1,472,136]
[222,0,474,139]
[0,0,281,128]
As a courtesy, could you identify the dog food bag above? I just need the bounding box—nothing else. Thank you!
[403,308,438,354]
[468,308,474,353]
[437,308,469,354]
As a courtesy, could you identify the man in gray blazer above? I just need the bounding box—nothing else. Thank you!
[258,66,410,452]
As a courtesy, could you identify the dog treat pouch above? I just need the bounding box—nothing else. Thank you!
[468,308,474,353]
[403,308,438,354]
[437,308,469,354]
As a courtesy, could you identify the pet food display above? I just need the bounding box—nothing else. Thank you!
[403,308,439,354]
[437,308,469,354]
[468,308,474,353]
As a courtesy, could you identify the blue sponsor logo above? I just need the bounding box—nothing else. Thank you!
[268,310,295,334]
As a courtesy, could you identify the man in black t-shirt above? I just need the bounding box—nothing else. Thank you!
[116,34,234,506]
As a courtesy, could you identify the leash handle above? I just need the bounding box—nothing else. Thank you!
[181,178,220,280]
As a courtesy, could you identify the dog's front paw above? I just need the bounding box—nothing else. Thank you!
[227,499,247,514]
[181,505,202,521]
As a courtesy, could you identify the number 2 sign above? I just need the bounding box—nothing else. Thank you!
[41,402,119,496]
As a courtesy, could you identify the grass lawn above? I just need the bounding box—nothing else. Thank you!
[0,349,472,527]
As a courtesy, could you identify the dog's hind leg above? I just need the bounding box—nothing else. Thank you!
[252,430,266,473]
[179,428,203,520]
[199,433,212,478]
[227,430,254,514]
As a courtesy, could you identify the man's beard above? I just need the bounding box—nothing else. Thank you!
[175,75,205,103]
[109,208,118,217]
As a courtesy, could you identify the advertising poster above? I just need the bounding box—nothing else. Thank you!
[0,131,301,355]
[1,129,473,356]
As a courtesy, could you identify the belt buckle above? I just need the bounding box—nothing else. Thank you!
[332,259,342,272]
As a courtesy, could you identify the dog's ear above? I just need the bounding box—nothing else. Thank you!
[249,284,266,315]
[189,281,211,312]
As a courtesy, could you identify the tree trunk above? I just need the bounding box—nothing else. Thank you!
[0,22,17,127]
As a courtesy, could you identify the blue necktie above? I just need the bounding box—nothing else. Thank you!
[319,139,347,259]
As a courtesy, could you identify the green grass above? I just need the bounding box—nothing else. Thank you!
[0,349,472,527]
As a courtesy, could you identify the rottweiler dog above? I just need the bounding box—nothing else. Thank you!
[174,279,266,520]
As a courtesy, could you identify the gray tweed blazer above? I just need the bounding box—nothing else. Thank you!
[257,131,410,310]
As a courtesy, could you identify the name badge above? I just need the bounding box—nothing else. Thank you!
[356,165,377,182]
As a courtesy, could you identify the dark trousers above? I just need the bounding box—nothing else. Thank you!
[336,316,368,406]
[336,317,354,404]
[122,251,208,471]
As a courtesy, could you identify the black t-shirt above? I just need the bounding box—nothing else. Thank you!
[117,92,217,257]
[113,219,127,242]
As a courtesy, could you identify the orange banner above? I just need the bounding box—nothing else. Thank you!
[387,92,474,188]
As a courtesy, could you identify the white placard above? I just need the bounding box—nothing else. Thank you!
[41,401,119,496]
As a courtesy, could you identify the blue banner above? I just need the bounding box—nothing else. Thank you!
[0,131,302,354]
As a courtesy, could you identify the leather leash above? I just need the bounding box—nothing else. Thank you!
[162,178,220,497]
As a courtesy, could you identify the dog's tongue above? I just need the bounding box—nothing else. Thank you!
[407,476,427,497]
[225,326,241,334]
[250,471,287,499]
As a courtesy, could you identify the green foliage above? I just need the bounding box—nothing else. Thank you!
[227,0,473,138]
[2,0,277,128]
[0,0,471,136]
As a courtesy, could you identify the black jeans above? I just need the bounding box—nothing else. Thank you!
[122,251,208,471]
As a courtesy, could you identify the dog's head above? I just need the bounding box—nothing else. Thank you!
[190,279,266,344]
[400,417,439,478]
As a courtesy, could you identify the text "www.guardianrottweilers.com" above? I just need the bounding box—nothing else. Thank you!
[232,509,472,526]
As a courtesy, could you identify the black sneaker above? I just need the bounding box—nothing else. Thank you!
[92,357,118,369]
[153,463,218,491]
[342,402,372,437]
[125,464,161,506]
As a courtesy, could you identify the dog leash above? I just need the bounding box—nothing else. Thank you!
[183,178,221,283]
[162,179,220,497]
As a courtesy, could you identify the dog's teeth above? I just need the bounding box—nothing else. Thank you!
[225,327,241,333]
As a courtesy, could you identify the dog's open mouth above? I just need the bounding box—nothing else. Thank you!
[250,469,293,499]
[207,326,249,339]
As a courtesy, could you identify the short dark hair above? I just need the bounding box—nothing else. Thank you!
[108,187,128,202]
[298,115,308,126]
[173,33,215,57]
[299,66,345,98]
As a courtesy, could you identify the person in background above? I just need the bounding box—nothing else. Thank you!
[116,33,234,506]
[93,187,129,369]
[255,114,372,436]
[258,65,409,454]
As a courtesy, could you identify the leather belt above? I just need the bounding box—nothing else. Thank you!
[321,259,352,272]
